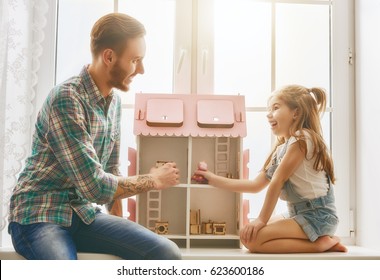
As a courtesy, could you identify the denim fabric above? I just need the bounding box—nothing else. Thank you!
[9,210,182,260]
[284,184,338,242]
[265,140,339,242]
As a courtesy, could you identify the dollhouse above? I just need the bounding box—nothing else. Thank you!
[132,93,247,249]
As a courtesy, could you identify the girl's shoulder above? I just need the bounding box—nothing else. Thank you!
[288,129,312,144]
[288,130,315,158]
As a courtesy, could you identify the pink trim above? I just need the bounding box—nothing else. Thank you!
[128,147,136,176]
[127,198,136,222]
[243,149,250,180]
[134,93,247,137]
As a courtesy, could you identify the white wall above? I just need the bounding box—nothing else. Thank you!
[355,0,380,250]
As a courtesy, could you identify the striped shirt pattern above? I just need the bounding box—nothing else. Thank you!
[9,66,120,226]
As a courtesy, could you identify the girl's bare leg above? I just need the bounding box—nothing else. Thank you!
[242,218,346,253]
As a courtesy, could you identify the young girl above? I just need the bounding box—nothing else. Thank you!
[195,85,347,253]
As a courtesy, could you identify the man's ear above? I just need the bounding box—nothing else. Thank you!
[103,49,114,65]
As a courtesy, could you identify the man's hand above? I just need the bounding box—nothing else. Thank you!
[150,162,180,190]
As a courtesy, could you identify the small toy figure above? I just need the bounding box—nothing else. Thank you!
[191,161,208,184]
[198,161,208,171]
[155,221,169,234]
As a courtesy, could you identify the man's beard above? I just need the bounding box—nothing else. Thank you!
[109,61,130,92]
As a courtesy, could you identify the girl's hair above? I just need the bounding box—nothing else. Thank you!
[90,13,146,58]
[263,84,336,184]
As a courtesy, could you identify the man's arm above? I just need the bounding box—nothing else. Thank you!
[114,174,156,199]
[106,174,155,215]
[106,162,179,214]
[47,93,118,204]
[113,162,179,200]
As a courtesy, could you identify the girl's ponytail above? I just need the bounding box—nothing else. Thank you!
[309,87,327,116]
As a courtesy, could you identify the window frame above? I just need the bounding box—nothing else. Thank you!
[37,0,355,244]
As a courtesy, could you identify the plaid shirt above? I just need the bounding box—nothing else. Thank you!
[9,66,120,226]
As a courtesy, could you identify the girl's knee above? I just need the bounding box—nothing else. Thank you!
[241,238,259,253]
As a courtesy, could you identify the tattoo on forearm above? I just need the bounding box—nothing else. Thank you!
[109,167,122,176]
[114,175,156,199]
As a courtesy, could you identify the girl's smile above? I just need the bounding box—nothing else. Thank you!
[267,96,297,139]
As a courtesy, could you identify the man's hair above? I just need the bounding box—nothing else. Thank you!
[90,13,146,57]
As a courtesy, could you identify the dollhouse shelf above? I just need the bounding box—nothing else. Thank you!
[133,93,247,249]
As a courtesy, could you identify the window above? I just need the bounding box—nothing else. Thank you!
[54,0,354,242]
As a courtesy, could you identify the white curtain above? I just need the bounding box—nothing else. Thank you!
[0,0,48,247]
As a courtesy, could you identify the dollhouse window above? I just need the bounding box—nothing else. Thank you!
[146,99,184,127]
[196,100,234,128]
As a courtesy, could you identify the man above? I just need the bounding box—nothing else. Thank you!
[8,13,182,260]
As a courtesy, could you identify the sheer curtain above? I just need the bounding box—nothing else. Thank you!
[0,0,48,247]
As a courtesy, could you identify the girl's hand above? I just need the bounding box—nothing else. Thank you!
[192,161,213,184]
[193,169,213,180]
[240,218,266,244]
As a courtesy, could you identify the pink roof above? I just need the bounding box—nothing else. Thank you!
[134,93,247,137]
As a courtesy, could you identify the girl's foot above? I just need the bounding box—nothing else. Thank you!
[314,235,346,252]
[324,236,348,252]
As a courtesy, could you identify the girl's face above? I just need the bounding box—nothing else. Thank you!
[266,95,297,139]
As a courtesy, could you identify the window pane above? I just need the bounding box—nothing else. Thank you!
[275,4,330,101]
[322,112,331,150]
[214,0,272,106]
[244,112,272,177]
[56,0,113,84]
[243,112,273,219]
[118,0,176,104]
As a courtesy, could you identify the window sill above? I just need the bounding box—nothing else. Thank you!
[1,246,379,260]
[180,246,380,260]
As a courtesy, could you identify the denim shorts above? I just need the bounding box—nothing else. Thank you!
[284,194,339,242]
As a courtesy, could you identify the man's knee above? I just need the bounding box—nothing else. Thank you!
[147,238,182,260]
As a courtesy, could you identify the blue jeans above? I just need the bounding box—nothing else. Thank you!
[9,211,182,260]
